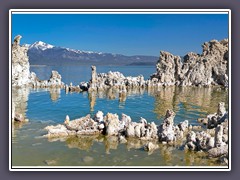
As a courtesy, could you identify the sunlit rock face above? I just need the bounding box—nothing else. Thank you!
[12,35,30,87]
[12,35,64,88]
[150,39,229,87]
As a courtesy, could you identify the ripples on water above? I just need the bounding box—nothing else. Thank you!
[11,65,228,166]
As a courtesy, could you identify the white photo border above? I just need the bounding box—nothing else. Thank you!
[9,9,231,171]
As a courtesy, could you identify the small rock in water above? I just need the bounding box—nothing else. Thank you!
[143,142,159,152]
[32,143,42,146]
[83,156,94,163]
[44,159,57,165]
[64,115,70,124]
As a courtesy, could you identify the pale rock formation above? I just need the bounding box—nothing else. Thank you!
[88,66,146,92]
[150,39,228,87]
[12,35,64,88]
[42,102,228,164]
[207,102,228,129]
[158,110,176,142]
[184,102,228,164]
[121,113,132,128]
[126,123,135,137]
[44,114,100,138]
[143,141,159,152]
[30,70,64,88]
[12,35,30,87]
[104,113,123,136]
[94,111,104,123]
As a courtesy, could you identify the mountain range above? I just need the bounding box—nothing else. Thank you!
[25,41,158,66]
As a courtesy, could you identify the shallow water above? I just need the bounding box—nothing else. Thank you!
[30,65,156,85]
[12,65,228,167]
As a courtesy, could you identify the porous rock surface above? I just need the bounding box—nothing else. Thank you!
[43,102,228,164]
[12,35,64,88]
[89,66,145,91]
[185,102,228,164]
[150,39,228,87]
[12,35,31,87]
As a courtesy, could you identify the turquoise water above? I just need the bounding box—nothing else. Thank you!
[12,65,228,167]
[30,65,156,84]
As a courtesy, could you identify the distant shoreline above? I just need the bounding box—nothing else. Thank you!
[30,65,47,67]
[30,64,155,67]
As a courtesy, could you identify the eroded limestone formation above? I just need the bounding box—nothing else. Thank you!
[12,35,30,87]
[150,39,228,87]
[12,35,64,88]
[184,102,228,164]
[66,39,229,94]
[87,66,145,92]
[29,71,64,88]
[43,102,228,165]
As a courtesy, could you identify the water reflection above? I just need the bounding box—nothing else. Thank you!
[49,88,61,102]
[149,86,228,119]
[161,145,175,166]
[12,87,30,117]
[47,135,153,154]
[12,87,61,134]
[104,136,119,154]
[12,86,228,166]
[66,135,99,151]
[87,86,228,120]
[12,88,29,141]
[88,91,96,112]
[43,135,221,166]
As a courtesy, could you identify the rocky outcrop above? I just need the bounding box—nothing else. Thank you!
[43,102,228,164]
[150,39,228,87]
[87,66,145,92]
[44,110,194,144]
[184,102,228,164]
[29,71,64,88]
[12,35,64,88]
[12,35,30,87]
[207,102,228,129]
[65,39,229,93]
[158,110,189,144]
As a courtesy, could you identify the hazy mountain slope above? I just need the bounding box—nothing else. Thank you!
[26,41,158,66]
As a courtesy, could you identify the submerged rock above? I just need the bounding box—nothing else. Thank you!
[44,159,57,165]
[143,142,159,152]
[82,156,94,163]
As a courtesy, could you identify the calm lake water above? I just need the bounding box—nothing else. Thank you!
[30,65,156,85]
[12,65,228,167]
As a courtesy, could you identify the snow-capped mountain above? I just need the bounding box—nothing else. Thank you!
[27,41,158,66]
[29,41,54,51]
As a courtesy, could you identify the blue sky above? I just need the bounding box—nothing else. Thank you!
[12,13,229,56]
